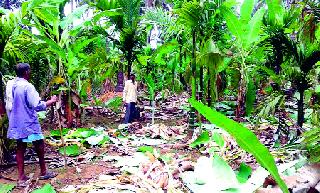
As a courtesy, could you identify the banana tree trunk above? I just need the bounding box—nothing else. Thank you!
[236,72,246,118]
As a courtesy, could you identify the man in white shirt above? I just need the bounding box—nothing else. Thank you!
[123,74,138,123]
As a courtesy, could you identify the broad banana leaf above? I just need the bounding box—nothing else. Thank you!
[221,6,243,45]
[189,99,289,193]
[36,35,66,61]
[60,5,89,29]
[243,8,265,49]
[240,0,254,24]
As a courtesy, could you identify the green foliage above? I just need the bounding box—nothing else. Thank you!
[104,96,122,113]
[245,78,256,116]
[66,128,97,139]
[190,130,210,148]
[0,183,15,193]
[177,0,202,30]
[303,128,320,162]
[96,0,120,11]
[221,0,265,50]
[236,163,252,183]
[212,132,225,148]
[59,144,81,157]
[189,99,289,193]
[31,184,56,193]
[50,128,71,138]
[137,146,154,153]
[257,94,285,121]
[145,74,156,101]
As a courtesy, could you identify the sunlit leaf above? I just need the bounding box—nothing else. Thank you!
[0,183,15,193]
[50,128,71,137]
[245,78,256,116]
[60,5,89,29]
[66,128,97,139]
[190,130,210,148]
[31,183,56,193]
[137,146,154,153]
[189,99,289,193]
[212,132,225,148]
[236,163,252,183]
[59,144,81,157]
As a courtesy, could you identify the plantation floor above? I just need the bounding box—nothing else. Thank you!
[0,93,315,193]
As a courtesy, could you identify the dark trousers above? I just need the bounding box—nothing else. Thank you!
[124,102,136,124]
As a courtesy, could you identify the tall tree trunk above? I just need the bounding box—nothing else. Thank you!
[207,68,212,107]
[178,45,187,91]
[297,89,304,127]
[199,65,203,101]
[191,30,196,98]
[127,50,132,77]
[187,30,197,139]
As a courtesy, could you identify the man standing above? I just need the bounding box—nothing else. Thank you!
[123,74,138,124]
[7,63,57,186]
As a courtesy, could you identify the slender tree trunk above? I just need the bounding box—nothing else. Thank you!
[178,45,187,91]
[191,30,196,98]
[187,30,197,139]
[127,51,132,77]
[297,89,304,127]
[207,68,212,107]
[199,66,203,101]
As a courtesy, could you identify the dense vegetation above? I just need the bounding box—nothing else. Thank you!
[0,0,319,192]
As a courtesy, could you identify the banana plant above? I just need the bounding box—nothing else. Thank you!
[221,0,266,118]
[197,39,224,103]
[0,9,22,115]
[22,0,89,75]
[20,0,97,127]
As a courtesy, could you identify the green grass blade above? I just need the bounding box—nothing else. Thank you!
[189,99,289,193]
